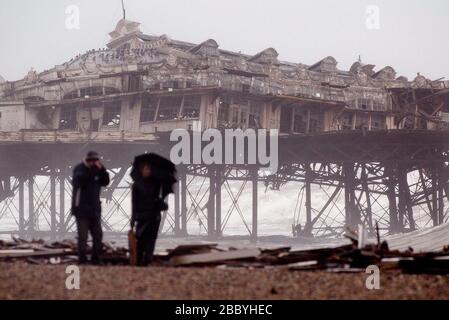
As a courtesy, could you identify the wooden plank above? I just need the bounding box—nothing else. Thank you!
[0,249,34,255]
[168,243,219,257]
[0,249,73,259]
[170,243,218,252]
[170,248,260,266]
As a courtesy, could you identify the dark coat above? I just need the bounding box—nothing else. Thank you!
[71,162,110,218]
[131,177,164,226]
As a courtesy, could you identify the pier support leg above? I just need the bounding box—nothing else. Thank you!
[251,167,258,242]
[304,163,313,235]
[216,167,222,237]
[398,165,415,230]
[432,166,439,226]
[28,176,35,237]
[180,169,187,236]
[207,167,216,238]
[50,173,56,241]
[59,176,66,237]
[174,178,181,236]
[438,165,445,225]
[386,165,399,233]
[18,177,24,238]
[344,163,359,230]
[361,165,374,233]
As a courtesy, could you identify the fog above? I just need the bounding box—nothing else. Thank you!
[1,0,448,81]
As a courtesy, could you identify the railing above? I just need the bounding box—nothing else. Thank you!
[0,130,157,144]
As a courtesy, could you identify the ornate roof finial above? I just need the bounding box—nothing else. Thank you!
[121,0,126,20]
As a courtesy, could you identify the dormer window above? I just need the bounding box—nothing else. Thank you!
[189,39,219,57]
[249,48,279,65]
[308,56,338,73]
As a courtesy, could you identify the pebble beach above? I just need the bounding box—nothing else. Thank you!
[1,262,449,300]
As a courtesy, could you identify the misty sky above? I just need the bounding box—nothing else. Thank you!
[0,0,448,81]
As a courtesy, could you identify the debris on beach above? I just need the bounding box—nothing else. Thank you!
[2,232,449,274]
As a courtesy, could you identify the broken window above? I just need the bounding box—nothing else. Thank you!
[24,96,45,103]
[102,101,121,127]
[347,100,357,109]
[242,84,251,93]
[248,101,262,129]
[150,83,162,91]
[240,108,248,128]
[151,81,185,91]
[181,96,201,119]
[128,75,142,92]
[140,96,157,122]
[229,97,250,129]
[372,99,386,111]
[64,87,120,100]
[358,98,371,110]
[370,114,386,130]
[80,87,104,98]
[355,113,370,130]
[59,105,78,130]
[64,91,80,100]
[280,106,293,133]
[309,112,324,133]
[340,113,354,130]
[104,87,120,95]
[293,110,308,133]
[157,96,182,120]
[218,97,231,127]
[309,118,319,133]
[231,107,240,124]
[164,81,180,90]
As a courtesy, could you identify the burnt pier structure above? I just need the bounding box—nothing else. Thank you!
[1,19,448,240]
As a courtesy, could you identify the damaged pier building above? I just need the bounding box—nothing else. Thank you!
[0,19,448,240]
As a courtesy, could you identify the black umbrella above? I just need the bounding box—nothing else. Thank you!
[130,153,177,198]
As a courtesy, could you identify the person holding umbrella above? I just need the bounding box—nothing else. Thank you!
[130,153,177,266]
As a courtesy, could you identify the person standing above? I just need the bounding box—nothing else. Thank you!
[71,151,110,264]
[131,163,165,266]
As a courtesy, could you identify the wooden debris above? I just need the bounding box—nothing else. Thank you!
[169,248,261,266]
[167,243,219,257]
[1,232,449,274]
[128,230,138,266]
[398,256,449,274]
[0,249,72,259]
[326,267,366,273]
[277,245,353,265]
[288,260,321,271]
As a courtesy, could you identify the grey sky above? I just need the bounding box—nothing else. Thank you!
[1,0,448,81]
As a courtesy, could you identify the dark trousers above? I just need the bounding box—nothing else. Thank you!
[76,216,103,264]
[136,216,161,266]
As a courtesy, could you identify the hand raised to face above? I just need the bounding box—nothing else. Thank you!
[94,160,103,169]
